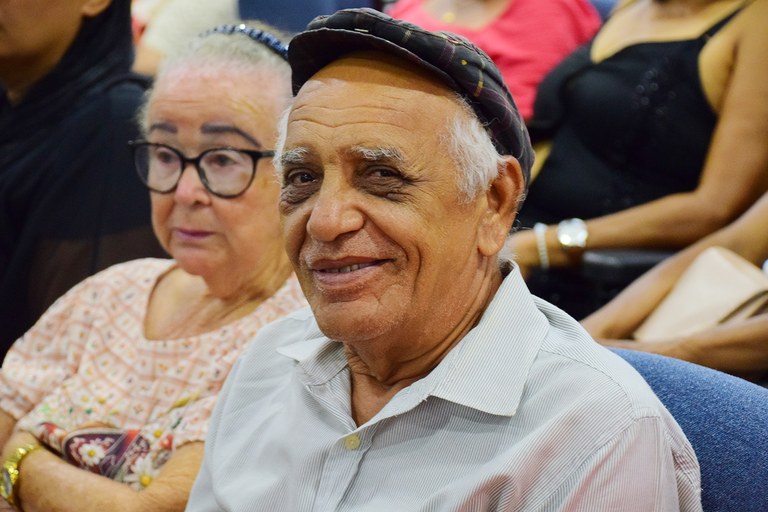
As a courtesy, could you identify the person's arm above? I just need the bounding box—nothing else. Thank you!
[583,190,768,338]
[511,0,768,270]
[600,314,768,379]
[0,410,15,451]
[2,430,203,512]
[545,416,701,511]
[0,408,17,510]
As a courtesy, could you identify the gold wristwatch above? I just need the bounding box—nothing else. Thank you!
[1,442,42,510]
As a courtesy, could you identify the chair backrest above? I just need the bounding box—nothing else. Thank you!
[589,0,619,20]
[238,0,383,34]
[613,348,768,511]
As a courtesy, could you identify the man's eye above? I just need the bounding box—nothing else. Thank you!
[285,169,316,186]
[369,167,401,179]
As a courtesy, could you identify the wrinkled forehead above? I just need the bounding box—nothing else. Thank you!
[284,52,467,152]
[277,56,468,174]
[292,50,461,114]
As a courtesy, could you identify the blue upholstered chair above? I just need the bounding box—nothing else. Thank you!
[239,1,383,34]
[589,0,619,20]
[613,348,768,511]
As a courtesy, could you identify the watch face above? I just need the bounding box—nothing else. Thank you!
[558,219,588,249]
[1,468,12,499]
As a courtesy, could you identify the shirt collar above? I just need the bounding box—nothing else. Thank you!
[277,265,550,417]
[429,267,549,416]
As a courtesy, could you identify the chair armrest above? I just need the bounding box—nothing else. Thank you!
[581,249,675,286]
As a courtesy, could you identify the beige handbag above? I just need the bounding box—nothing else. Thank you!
[633,246,768,342]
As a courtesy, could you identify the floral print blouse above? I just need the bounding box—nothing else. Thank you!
[0,259,306,489]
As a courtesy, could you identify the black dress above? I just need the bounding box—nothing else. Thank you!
[517,8,740,317]
[0,0,166,354]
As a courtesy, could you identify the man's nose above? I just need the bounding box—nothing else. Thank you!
[306,179,365,242]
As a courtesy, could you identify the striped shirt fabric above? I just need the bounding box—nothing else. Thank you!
[188,268,702,511]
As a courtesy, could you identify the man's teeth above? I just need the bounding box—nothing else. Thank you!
[324,263,371,273]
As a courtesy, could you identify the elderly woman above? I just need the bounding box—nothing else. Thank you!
[0,25,305,512]
[509,0,768,317]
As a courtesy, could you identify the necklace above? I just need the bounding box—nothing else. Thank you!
[433,0,510,26]
[442,10,457,23]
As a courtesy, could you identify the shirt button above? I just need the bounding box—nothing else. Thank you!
[344,434,361,450]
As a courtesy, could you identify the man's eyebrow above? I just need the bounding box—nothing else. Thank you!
[280,147,312,166]
[349,146,405,162]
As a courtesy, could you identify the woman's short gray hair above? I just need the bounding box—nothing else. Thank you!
[137,22,292,136]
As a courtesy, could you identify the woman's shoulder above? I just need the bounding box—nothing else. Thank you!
[592,0,748,62]
[699,0,766,111]
[69,258,174,297]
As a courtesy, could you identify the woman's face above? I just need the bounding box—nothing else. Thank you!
[146,65,290,286]
[0,0,102,86]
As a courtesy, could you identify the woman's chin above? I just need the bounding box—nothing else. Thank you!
[172,253,219,280]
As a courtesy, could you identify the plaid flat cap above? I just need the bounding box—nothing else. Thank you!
[287,8,534,189]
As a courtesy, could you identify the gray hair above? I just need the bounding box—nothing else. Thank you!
[274,93,509,202]
[443,94,509,201]
[274,105,292,176]
[137,23,292,136]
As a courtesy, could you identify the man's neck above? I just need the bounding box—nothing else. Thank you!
[345,269,503,425]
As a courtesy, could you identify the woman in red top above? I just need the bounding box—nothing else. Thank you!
[387,0,601,120]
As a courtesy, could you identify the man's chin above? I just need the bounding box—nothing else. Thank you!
[312,302,398,345]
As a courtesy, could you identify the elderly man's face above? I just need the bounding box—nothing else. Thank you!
[279,55,509,348]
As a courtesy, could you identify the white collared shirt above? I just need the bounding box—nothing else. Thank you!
[187,268,702,511]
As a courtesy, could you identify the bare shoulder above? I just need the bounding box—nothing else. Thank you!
[592,0,747,63]
[700,0,768,111]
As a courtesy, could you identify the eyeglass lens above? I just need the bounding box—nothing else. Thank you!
[135,144,255,197]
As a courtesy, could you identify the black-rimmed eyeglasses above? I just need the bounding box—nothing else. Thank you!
[129,141,275,198]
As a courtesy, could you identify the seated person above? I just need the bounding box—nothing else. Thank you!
[186,9,702,511]
[133,0,240,76]
[0,25,306,512]
[508,0,768,318]
[387,0,601,120]
[0,0,166,351]
[583,190,768,383]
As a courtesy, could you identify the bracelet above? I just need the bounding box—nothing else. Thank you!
[533,223,550,270]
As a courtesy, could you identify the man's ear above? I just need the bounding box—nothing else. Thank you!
[477,156,524,257]
[81,0,112,18]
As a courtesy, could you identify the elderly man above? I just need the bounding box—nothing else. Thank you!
[187,9,702,511]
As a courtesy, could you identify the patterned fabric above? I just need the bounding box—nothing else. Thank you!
[287,7,535,188]
[0,258,307,490]
[187,267,702,511]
